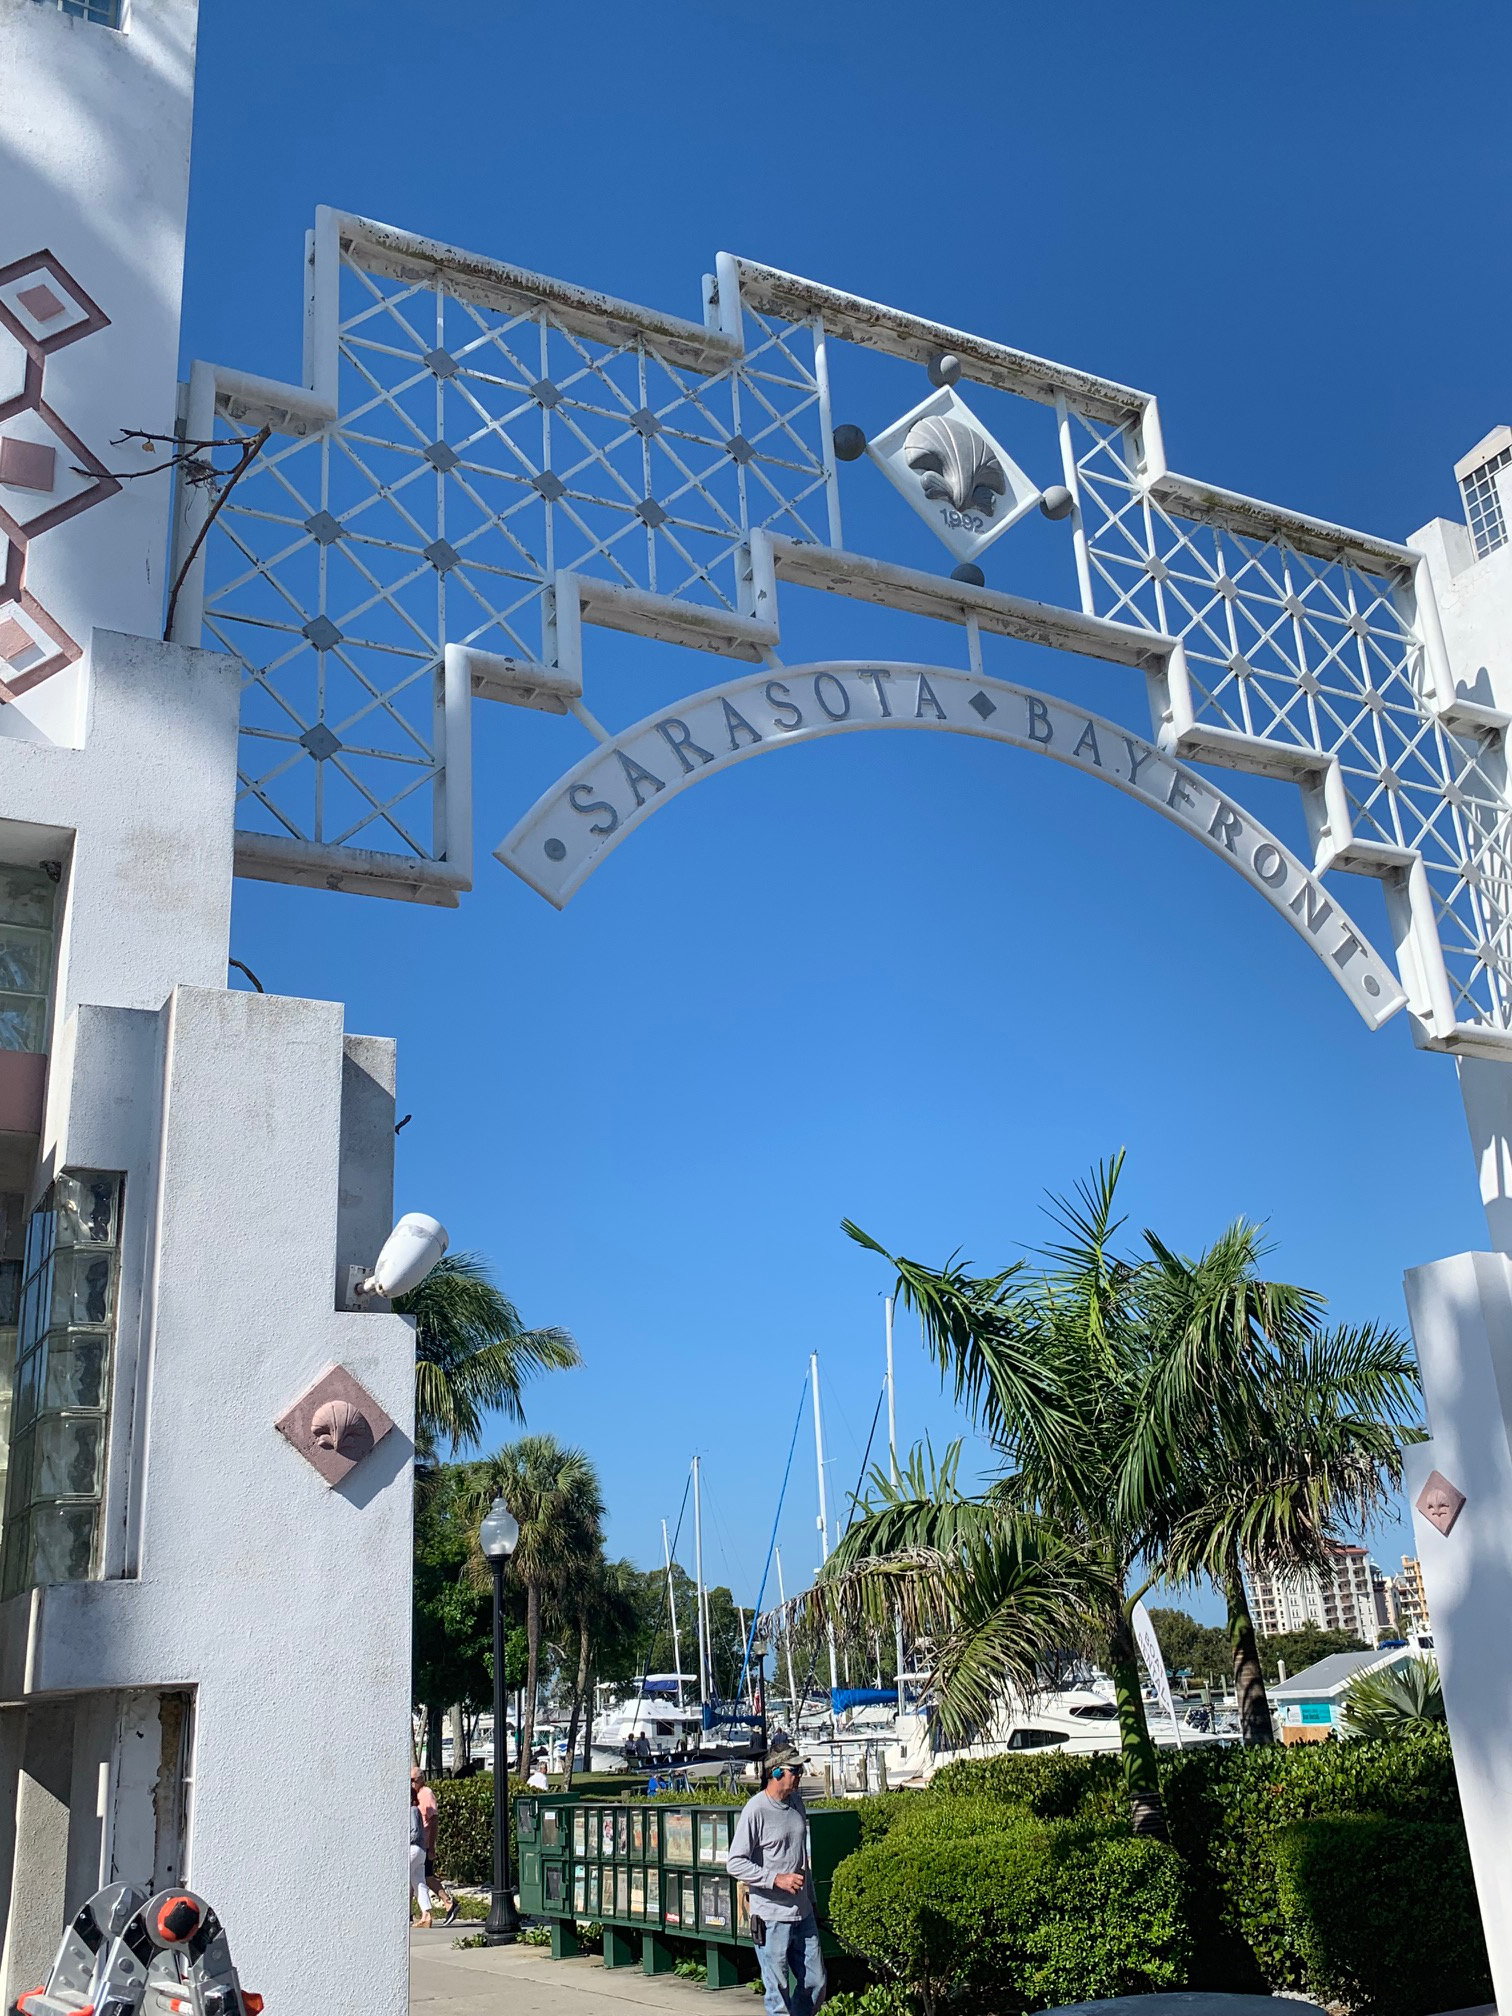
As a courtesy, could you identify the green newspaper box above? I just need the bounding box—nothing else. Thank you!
[515,1791,860,1983]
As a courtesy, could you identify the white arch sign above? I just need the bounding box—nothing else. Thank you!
[497,660,1406,1030]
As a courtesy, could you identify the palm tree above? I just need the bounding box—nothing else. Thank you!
[1126,1225,1421,1743]
[465,1435,604,1768]
[833,1159,1176,1837]
[1342,1657,1443,1739]
[397,1252,579,1457]
[554,1553,641,1786]
[809,1442,1098,1738]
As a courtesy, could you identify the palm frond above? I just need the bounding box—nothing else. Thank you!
[1340,1658,1442,1739]
[398,1252,580,1450]
[842,1222,1074,1471]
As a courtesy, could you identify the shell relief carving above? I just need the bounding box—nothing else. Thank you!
[902,413,1007,516]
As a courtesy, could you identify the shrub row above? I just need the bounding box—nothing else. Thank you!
[1275,1815,1490,2016]
[855,1728,1489,2015]
[829,1806,1192,2016]
[432,1772,525,1887]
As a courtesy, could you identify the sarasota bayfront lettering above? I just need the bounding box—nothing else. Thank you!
[496,661,1407,1031]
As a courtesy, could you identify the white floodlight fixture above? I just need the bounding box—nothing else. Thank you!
[480,1496,520,1562]
[359,1212,449,1299]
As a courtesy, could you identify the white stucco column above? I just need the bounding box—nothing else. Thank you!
[1457,1055,1512,1258]
[1402,1250,1512,2007]
[0,1703,75,2008]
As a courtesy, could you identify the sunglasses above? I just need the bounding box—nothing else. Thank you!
[769,1765,790,1779]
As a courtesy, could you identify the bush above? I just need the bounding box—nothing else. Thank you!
[1274,1816,1492,2016]
[1019,1831,1196,2008]
[829,1806,1193,2016]
[432,1773,525,1887]
[854,1788,925,1844]
[928,1746,1125,1823]
[1159,1724,1464,1986]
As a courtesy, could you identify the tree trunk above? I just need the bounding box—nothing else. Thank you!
[1225,1548,1276,1744]
[1107,1602,1168,1838]
[563,1615,591,1789]
[584,1678,595,1775]
[521,1578,541,1770]
[425,1703,445,1776]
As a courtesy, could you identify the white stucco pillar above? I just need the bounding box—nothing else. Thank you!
[0,1703,75,2009]
[1457,1056,1512,1258]
[1402,1250,1512,2007]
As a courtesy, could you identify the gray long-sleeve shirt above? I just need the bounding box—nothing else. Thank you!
[725,1789,812,1924]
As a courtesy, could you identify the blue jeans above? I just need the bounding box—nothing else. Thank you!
[754,1913,826,2016]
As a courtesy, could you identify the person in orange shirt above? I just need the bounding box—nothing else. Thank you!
[411,1766,459,1925]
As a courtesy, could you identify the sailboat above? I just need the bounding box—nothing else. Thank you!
[591,1456,768,1774]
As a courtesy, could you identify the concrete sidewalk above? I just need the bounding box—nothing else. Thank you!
[410,1929,743,2016]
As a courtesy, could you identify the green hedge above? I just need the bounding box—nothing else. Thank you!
[1275,1816,1491,2016]
[432,1773,525,1887]
[1159,1724,1464,1987]
[928,1746,1125,1824]
[829,1809,1193,2016]
[835,1726,1475,2010]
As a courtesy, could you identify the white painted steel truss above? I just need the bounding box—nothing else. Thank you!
[172,210,1512,1055]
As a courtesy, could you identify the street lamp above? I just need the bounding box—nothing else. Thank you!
[751,1632,770,1762]
[480,1495,520,1946]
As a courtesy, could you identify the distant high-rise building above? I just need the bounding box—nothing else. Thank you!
[1396,1556,1432,1636]
[1245,1543,1383,1644]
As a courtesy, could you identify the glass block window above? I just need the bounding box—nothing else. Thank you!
[0,865,57,1054]
[0,1171,124,1598]
[1461,445,1512,561]
[29,0,123,26]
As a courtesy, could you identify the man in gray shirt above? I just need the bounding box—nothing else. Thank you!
[726,1740,826,2016]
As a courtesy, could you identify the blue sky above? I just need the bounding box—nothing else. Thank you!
[181,1,1511,1628]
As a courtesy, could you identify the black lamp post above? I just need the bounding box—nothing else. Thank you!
[751,1632,770,1761]
[480,1495,520,1946]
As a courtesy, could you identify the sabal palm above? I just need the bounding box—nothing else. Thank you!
[465,1435,604,1767]
[397,1252,579,1456]
[552,1551,641,1786]
[1127,1224,1421,1742]
[834,1157,1175,1836]
[1342,1657,1442,1739]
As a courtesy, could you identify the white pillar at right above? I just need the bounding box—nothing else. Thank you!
[1400,1053,1512,2008]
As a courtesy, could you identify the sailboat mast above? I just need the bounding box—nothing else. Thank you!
[810,1352,839,1693]
[662,1516,685,1709]
[775,1545,799,1713]
[886,1296,905,1710]
[692,1456,709,1701]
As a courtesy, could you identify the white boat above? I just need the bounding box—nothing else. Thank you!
[589,1677,706,1771]
[806,1678,1235,1790]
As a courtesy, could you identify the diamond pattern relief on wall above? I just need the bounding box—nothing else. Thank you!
[0,249,119,701]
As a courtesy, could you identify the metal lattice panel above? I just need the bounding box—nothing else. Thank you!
[1073,413,1512,1033]
[202,237,830,867]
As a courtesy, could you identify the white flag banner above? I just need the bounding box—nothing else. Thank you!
[1131,1599,1182,1749]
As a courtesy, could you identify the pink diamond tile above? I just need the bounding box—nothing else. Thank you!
[17,283,64,324]
[1416,1468,1466,1537]
[0,615,33,664]
[0,436,56,493]
[274,1362,394,1487]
